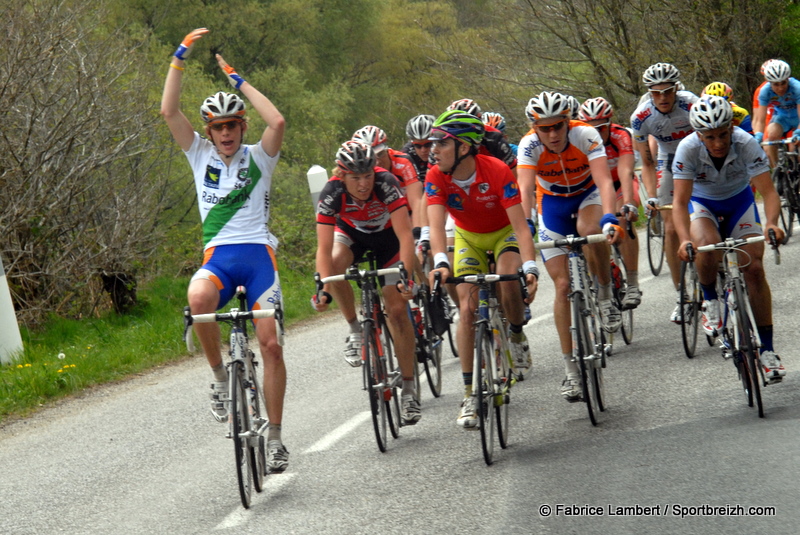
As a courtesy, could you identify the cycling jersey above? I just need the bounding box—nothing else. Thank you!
[425,154,521,233]
[731,102,752,132]
[400,141,431,183]
[517,120,606,209]
[482,125,517,169]
[386,148,418,191]
[757,78,800,117]
[604,124,634,187]
[673,127,770,201]
[185,132,279,251]
[316,170,408,234]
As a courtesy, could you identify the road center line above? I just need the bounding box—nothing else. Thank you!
[214,474,296,530]
[303,411,371,454]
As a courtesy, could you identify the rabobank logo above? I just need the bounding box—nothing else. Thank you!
[204,166,221,189]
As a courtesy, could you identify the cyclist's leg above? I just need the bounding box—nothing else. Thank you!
[577,194,619,332]
[330,232,358,323]
[616,188,641,304]
[495,230,531,372]
[189,246,235,370]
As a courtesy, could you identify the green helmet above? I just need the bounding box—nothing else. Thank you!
[430,110,485,147]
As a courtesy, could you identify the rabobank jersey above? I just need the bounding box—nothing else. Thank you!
[757,77,800,117]
[517,121,607,207]
[630,91,698,158]
[185,133,279,251]
[425,154,520,233]
[672,127,770,201]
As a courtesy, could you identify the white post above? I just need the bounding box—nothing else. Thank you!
[0,255,23,365]
[306,164,329,210]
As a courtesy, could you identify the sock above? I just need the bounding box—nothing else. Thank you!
[701,283,718,301]
[211,363,227,382]
[627,270,639,287]
[347,317,362,334]
[564,352,579,375]
[598,282,611,301]
[463,372,473,397]
[509,322,524,343]
[402,378,415,397]
[267,423,282,442]
[757,325,774,353]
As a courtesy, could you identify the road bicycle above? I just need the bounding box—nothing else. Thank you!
[536,234,608,426]
[183,287,284,509]
[646,201,665,276]
[692,232,779,418]
[315,261,405,452]
[609,216,636,347]
[409,244,447,399]
[761,139,799,243]
[678,258,702,358]
[446,265,528,465]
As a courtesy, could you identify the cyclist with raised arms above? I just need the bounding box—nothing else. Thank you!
[753,60,800,168]
[702,82,752,133]
[161,28,289,471]
[630,63,699,324]
[312,140,421,425]
[517,91,623,402]
[673,95,786,382]
[579,97,642,309]
[425,111,539,427]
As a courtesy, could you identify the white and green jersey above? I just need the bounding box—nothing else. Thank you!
[185,133,280,251]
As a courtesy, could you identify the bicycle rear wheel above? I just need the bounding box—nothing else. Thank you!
[774,168,796,243]
[611,257,633,345]
[679,261,700,358]
[380,315,401,437]
[230,360,254,508]
[475,323,496,465]
[734,280,764,418]
[647,211,665,276]
[363,322,390,452]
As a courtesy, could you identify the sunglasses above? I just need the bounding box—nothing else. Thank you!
[209,120,243,131]
[590,122,611,130]
[536,120,567,133]
[412,141,433,149]
[649,85,676,96]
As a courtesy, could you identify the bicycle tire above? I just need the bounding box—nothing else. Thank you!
[245,352,266,491]
[647,211,665,276]
[589,295,606,412]
[493,319,511,450]
[363,322,389,452]
[773,168,794,243]
[679,261,700,358]
[419,287,443,397]
[783,170,800,239]
[573,293,600,425]
[380,314,401,438]
[734,280,764,418]
[230,360,254,508]
[475,323,496,465]
[611,256,634,345]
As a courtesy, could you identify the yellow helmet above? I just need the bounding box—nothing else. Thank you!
[703,82,734,101]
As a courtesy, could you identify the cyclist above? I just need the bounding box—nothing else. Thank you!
[446,98,518,172]
[630,62,699,324]
[312,140,422,425]
[673,95,786,382]
[579,97,642,309]
[752,60,800,168]
[402,114,435,185]
[517,91,623,402]
[425,110,539,427]
[482,111,519,156]
[702,82,752,133]
[160,28,289,470]
[752,59,778,142]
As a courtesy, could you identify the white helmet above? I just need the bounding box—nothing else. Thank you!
[200,92,246,123]
[405,115,435,140]
[642,63,681,87]
[689,95,733,132]
[579,97,614,122]
[447,98,482,118]
[525,92,571,123]
[566,95,580,120]
[352,125,388,151]
[764,60,791,82]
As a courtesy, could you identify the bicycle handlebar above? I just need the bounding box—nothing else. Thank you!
[760,139,794,146]
[534,233,606,250]
[318,267,402,285]
[696,235,764,253]
[188,308,276,324]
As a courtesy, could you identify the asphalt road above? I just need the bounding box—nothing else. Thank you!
[2,221,799,535]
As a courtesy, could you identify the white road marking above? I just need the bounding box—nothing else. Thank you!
[214,473,296,530]
[303,411,371,454]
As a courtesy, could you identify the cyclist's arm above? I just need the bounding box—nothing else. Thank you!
[314,222,337,283]
[617,152,636,208]
[160,40,201,151]
[390,206,416,288]
[517,166,537,218]
[588,156,618,217]
[752,171,783,237]
[405,180,424,228]
[426,202,450,285]
[634,139,657,200]
[672,177,693,261]
[230,74,285,157]
[752,104,767,137]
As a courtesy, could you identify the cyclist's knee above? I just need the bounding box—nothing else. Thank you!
[187,280,218,313]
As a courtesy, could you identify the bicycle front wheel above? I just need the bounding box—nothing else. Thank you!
[774,168,795,243]
[230,360,254,508]
[734,280,764,418]
[363,322,390,452]
[493,320,511,450]
[573,294,601,426]
[611,258,634,345]
[647,212,665,276]
[245,352,266,491]
[380,315,401,437]
[679,261,700,358]
[475,323,496,465]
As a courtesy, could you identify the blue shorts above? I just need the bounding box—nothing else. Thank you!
[192,244,282,312]
[538,186,601,261]
[689,186,762,239]
[770,112,799,135]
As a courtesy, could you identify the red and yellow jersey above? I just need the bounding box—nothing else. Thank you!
[603,124,634,184]
[425,154,521,234]
[517,121,607,208]
[386,148,418,192]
